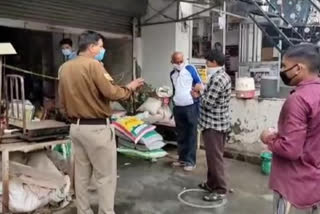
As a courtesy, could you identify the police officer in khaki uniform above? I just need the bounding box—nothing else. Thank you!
[59,31,144,214]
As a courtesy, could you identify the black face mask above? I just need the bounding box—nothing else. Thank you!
[280,64,298,86]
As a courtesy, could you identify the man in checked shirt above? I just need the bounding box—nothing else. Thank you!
[191,49,231,202]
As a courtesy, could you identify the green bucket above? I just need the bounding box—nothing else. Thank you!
[260,152,272,175]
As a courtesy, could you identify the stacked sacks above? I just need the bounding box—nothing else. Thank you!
[112,116,155,144]
[112,116,167,160]
[116,130,165,151]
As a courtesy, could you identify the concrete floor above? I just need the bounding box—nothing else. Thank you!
[54,147,308,214]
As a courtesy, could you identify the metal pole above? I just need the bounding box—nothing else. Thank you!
[141,17,207,26]
[132,18,138,114]
[250,0,293,46]
[211,13,214,49]
[0,56,2,117]
[177,0,180,20]
[141,4,220,26]
[2,150,9,213]
[0,56,5,136]
[238,23,242,78]
[252,24,256,62]
[265,0,305,40]
[188,14,193,61]
[249,14,282,53]
[0,56,2,138]
[143,0,177,24]
[245,25,248,62]
[239,24,242,63]
[132,18,137,80]
[179,0,212,5]
[307,0,320,13]
[141,4,247,27]
[277,0,283,93]
[223,1,226,54]
[278,40,282,93]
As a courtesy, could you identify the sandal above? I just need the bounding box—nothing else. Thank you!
[198,182,213,192]
[203,192,227,202]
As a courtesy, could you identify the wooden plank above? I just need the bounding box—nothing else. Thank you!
[1,132,22,139]
[9,120,69,134]
[24,120,69,131]
[0,139,69,152]
[21,134,69,142]
[2,150,9,214]
[9,161,65,189]
[1,138,24,144]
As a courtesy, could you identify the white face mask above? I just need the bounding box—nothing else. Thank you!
[207,67,222,75]
[62,48,72,56]
[173,63,185,71]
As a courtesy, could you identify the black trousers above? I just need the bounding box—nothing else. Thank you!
[173,103,199,166]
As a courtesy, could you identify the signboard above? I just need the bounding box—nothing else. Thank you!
[195,65,208,84]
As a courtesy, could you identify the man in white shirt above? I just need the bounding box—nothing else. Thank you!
[170,52,202,171]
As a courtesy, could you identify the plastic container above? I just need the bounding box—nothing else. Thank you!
[261,152,272,175]
[235,77,255,99]
[53,140,72,159]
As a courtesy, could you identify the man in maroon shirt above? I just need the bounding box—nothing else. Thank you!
[261,44,320,213]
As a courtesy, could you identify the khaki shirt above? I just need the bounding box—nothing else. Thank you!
[59,55,131,118]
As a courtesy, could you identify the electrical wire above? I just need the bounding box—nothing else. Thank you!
[4,64,131,84]
[4,64,58,80]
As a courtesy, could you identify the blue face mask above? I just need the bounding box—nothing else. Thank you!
[95,49,106,61]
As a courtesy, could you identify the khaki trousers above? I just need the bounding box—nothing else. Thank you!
[70,122,117,214]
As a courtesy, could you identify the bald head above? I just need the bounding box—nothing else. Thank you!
[171,52,184,64]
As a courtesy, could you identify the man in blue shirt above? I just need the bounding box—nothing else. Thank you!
[170,52,202,171]
[60,38,77,61]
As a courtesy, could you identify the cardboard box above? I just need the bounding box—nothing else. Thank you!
[261,47,278,61]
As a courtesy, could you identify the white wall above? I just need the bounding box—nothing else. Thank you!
[140,1,243,87]
[141,0,192,88]
[175,2,193,61]
[141,24,176,88]
[227,96,285,156]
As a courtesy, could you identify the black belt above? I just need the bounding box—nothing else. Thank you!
[70,118,109,125]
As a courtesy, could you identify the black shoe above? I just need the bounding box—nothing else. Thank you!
[198,182,213,192]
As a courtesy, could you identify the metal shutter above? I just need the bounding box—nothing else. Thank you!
[0,0,135,35]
